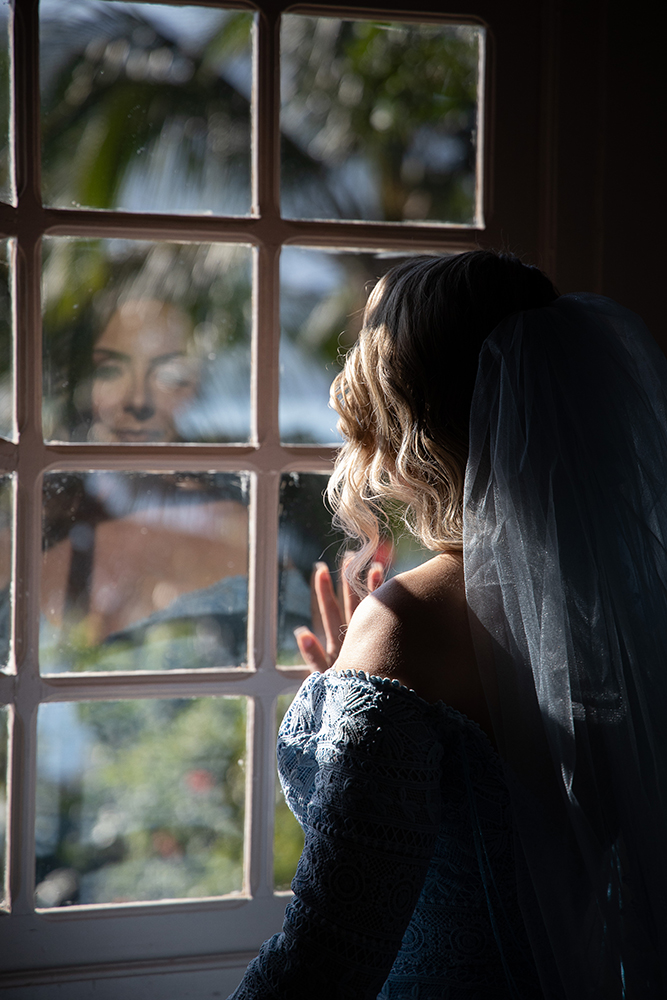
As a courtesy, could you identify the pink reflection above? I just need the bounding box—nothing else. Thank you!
[41,494,248,644]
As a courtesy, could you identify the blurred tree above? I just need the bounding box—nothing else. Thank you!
[280,17,480,224]
[40,3,253,213]
[36,697,246,905]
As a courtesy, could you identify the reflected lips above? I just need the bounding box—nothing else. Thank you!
[113,429,164,442]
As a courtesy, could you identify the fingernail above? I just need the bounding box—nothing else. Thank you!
[294,627,315,651]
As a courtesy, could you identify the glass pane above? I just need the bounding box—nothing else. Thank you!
[281,16,482,224]
[0,474,12,671]
[41,471,249,673]
[36,697,246,906]
[273,692,303,891]
[0,2,11,204]
[40,1,253,215]
[278,472,432,668]
[0,239,14,441]
[277,473,345,666]
[280,247,414,444]
[0,705,8,905]
[42,238,252,444]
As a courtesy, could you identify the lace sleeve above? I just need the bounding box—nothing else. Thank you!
[227,673,444,1000]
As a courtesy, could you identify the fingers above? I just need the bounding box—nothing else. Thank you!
[341,555,359,624]
[367,560,385,593]
[341,555,385,621]
[313,562,345,659]
[294,627,329,673]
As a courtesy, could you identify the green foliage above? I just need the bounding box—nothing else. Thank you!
[41,8,253,212]
[273,695,304,890]
[281,17,480,222]
[38,697,247,904]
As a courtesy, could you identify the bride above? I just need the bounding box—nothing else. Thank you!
[230,251,667,999]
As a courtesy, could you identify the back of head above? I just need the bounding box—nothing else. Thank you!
[330,250,558,587]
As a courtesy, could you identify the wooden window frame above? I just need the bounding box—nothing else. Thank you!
[0,0,552,988]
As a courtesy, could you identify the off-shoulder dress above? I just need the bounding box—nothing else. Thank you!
[228,670,542,999]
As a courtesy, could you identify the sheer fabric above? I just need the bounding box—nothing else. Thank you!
[464,294,667,998]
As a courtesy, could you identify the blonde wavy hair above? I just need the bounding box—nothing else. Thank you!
[328,251,558,592]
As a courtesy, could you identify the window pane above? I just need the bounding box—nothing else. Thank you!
[0,238,13,442]
[277,472,432,669]
[281,16,482,224]
[277,473,345,666]
[42,238,252,444]
[0,2,10,204]
[40,1,253,215]
[0,474,12,672]
[0,705,8,905]
[41,471,249,673]
[273,692,303,891]
[280,247,414,444]
[36,697,246,906]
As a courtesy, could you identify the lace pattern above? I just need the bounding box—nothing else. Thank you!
[228,671,541,999]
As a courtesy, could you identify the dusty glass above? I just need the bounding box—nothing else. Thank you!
[279,247,413,444]
[273,692,303,891]
[281,16,482,224]
[40,471,250,673]
[0,705,7,905]
[0,239,13,442]
[42,238,252,444]
[0,2,10,204]
[277,471,432,668]
[40,1,253,215]
[35,697,246,906]
[277,472,346,666]
[0,475,11,672]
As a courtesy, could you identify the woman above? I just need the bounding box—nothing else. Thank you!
[230,252,667,999]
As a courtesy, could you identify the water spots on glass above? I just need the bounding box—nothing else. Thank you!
[35,697,246,905]
[280,16,483,224]
[279,247,415,444]
[42,237,253,444]
[40,471,250,673]
[40,1,254,215]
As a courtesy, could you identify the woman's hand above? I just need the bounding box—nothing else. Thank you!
[294,560,385,672]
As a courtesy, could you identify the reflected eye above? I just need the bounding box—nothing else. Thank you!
[93,362,124,381]
[153,359,198,391]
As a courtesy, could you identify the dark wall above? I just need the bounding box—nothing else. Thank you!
[551,0,666,348]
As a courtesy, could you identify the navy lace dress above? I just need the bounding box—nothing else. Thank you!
[228,670,542,999]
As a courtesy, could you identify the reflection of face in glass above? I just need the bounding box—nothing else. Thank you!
[89,300,199,443]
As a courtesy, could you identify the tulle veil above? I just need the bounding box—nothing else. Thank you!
[464,294,667,998]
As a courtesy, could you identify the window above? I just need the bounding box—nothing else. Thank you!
[0,0,547,993]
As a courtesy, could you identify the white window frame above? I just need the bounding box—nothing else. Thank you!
[0,0,553,991]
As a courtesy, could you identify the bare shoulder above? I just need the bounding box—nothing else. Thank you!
[332,553,490,727]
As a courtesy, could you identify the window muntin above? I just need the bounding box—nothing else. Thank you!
[35,696,247,906]
[0,4,10,205]
[1,0,487,970]
[39,1,254,215]
[280,15,483,224]
[41,471,250,674]
[0,238,14,442]
[0,474,11,674]
[0,704,7,904]
[42,238,253,444]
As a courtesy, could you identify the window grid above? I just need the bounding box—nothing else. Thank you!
[0,0,483,966]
